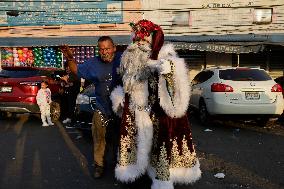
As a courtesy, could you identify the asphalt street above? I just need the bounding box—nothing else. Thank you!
[0,114,283,189]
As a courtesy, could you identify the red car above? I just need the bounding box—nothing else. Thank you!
[0,66,63,120]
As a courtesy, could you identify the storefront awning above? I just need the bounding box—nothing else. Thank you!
[0,35,280,54]
[0,36,132,47]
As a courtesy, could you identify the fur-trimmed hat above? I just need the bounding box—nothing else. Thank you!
[130,19,164,60]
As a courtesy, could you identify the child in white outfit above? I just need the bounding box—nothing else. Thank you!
[36,81,54,126]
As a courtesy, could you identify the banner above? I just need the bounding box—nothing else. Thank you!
[0,1,123,26]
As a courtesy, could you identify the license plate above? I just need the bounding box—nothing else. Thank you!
[245,92,260,100]
[0,86,12,92]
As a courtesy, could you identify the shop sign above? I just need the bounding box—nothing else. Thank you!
[175,43,264,53]
[0,1,123,26]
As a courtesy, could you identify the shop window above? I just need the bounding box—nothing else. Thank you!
[253,8,272,24]
[172,11,190,26]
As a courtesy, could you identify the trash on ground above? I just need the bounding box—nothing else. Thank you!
[204,129,213,132]
[214,172,225,179]
[76,135,82,140]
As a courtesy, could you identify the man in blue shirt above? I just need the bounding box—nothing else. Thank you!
[60,36,122,179]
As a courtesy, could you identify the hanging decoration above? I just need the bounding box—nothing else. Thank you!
[1,46,63,69]
[1,48,14,67]
[62,46,95,65]
[1,46,97,68]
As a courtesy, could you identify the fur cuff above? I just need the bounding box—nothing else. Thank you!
[115,164,143,183]
[170,159,201,184]
[151,179,174,189]
[110,85,124,116]
[147,59,160,72]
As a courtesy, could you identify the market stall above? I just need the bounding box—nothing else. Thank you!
[0,46,98,69]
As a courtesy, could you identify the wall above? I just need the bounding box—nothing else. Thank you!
[0,1,142,38]
[142,0,284,36]
[0,0,283,38]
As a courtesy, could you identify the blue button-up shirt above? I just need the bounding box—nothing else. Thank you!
[77,52,122,117]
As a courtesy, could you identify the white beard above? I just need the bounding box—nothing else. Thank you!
[120,43,152,94]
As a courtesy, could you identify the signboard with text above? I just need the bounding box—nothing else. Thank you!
[0,1,123,26]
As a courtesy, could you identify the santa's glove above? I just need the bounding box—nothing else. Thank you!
[147,59,171,75]
[158,59,171,75]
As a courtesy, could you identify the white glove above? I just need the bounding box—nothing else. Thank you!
[158,59,171,75]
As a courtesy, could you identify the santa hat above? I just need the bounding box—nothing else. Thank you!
[130,19,164,60]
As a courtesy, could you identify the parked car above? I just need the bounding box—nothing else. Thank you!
[0,66,64,120]
[189,67,284,127]
[275,76,284,96]
[72,84,96,130]
[274,75,284,121]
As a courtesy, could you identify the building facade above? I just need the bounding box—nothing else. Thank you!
[0,0,284,79]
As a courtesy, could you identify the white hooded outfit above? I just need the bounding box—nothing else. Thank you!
[36,88,54,126]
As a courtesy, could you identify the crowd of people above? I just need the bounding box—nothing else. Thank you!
[37,19,201,189]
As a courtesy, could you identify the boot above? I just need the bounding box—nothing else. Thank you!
[93,164,104,179]
[41,114,49,127]
[47,116,54,126]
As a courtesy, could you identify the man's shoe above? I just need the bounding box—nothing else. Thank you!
[62,118,71,124]
[93,165,104,179]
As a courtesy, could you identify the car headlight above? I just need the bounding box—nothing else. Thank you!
[76,94,90,104]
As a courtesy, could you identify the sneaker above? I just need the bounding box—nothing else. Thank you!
[62,118,71,124]
[93,165,104,179]
[48,122,55,126]
[42,123,49,127]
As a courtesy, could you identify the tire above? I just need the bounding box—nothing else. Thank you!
[50,101,61,121]
[0,111,7,120]
[199,101,211,126]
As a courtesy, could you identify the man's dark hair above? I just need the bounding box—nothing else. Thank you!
[98,36,114,46]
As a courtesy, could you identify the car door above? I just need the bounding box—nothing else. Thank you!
[190,70,214,108]
[190,71,204,108]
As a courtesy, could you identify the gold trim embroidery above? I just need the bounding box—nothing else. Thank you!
[163,60,175,99]
[119,114,137,166]
[170,136,197,168]
[156,142,170,181]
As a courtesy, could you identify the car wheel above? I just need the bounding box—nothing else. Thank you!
[50,101,61,121]
[0,111,7,120]
[199,101,210,125]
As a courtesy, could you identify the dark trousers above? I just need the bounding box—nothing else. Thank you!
[61,89,79,120]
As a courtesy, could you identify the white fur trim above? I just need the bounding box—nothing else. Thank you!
[110,85,124,116]
[159,59,172,75]
[115,82,153,182]
[135,109,153,170]
[115,164,142,183]
[151,179,174,189]
[170,159,201,184]
[158,55,190,118]
[147,159,201,187]
[131,82,153,175]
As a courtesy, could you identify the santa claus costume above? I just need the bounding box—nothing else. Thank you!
[111,19,201,189]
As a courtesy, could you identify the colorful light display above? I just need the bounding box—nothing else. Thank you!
[1,46,97,69]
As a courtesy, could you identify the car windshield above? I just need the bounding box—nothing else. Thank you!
[219,69,272,81]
